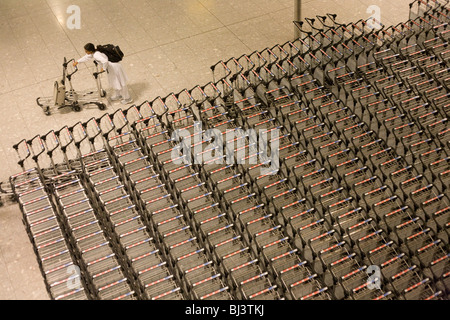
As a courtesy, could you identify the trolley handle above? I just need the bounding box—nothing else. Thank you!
[316,15,334,29]
[353,19,365,30]
[69,122,88,148]
[137,100,156,117]
[65,58,78,79]
[12,139,31,168]
[167,92,182,108]
[93,69,106,78]
[83,118,102,142]
[126,105,143,122]
[293,21,312,35]
[111,109,129,135]
[12,139,29,153]
[98,114,115,138]
[57,128,75,152]
[210,60,232,83]
[42,130,60,156]
[92,58,105,78]
[326,13,346,27]
[237,53,256,73]
[305,17,324,31]
[223,56,243,72]
[192,84,208,100]
[260,47,278,61]
[150,96,169,121]
[63,58,75,68]
[203,82,222,99]
[27,135,46,161]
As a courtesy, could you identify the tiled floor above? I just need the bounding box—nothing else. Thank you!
[0,0,413,300]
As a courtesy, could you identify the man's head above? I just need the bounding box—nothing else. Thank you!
[84,43,96,55]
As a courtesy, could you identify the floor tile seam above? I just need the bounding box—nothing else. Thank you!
[0,243,17,300]
[8,0,68,95]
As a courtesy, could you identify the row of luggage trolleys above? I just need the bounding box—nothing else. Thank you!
[128,88,334,299]
[206,73,441,300]
[256,65,448,299]
[101,114,233,300]
[11,83,448,300]
[198,39,448,296]
[192,84,395,300]
[205,4,450,299]
[11,168,90,300]
[110,105,281,300]
[79,146,185,300]
[49,169,137,300]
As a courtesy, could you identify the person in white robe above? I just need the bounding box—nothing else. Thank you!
[74,43,133,105]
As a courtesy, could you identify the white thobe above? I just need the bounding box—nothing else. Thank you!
[78,51,130,99]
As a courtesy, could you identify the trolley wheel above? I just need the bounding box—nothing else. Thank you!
[100,89,107,98]
[43,106,51,116]
[72,103,81,112]
[97,103,107,110]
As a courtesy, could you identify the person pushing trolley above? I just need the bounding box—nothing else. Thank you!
[74,43,133,105]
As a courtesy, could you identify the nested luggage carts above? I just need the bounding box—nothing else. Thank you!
[82,124,184,300]
[11,168,90,300]
[206,2,450,298]
[49,170,137,300]
[108,101,233,301]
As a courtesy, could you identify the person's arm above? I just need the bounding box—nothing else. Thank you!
[73,54,93,67]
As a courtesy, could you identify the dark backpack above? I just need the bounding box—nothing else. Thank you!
[97,44,124,63]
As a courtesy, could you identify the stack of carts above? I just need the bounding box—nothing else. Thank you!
[11,168,89,300]
[50,170,137,300]
[9,0,450,300]
[80,116,184,300]
[124,97,234,300]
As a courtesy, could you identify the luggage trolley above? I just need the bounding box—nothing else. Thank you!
[37,58,106,115]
